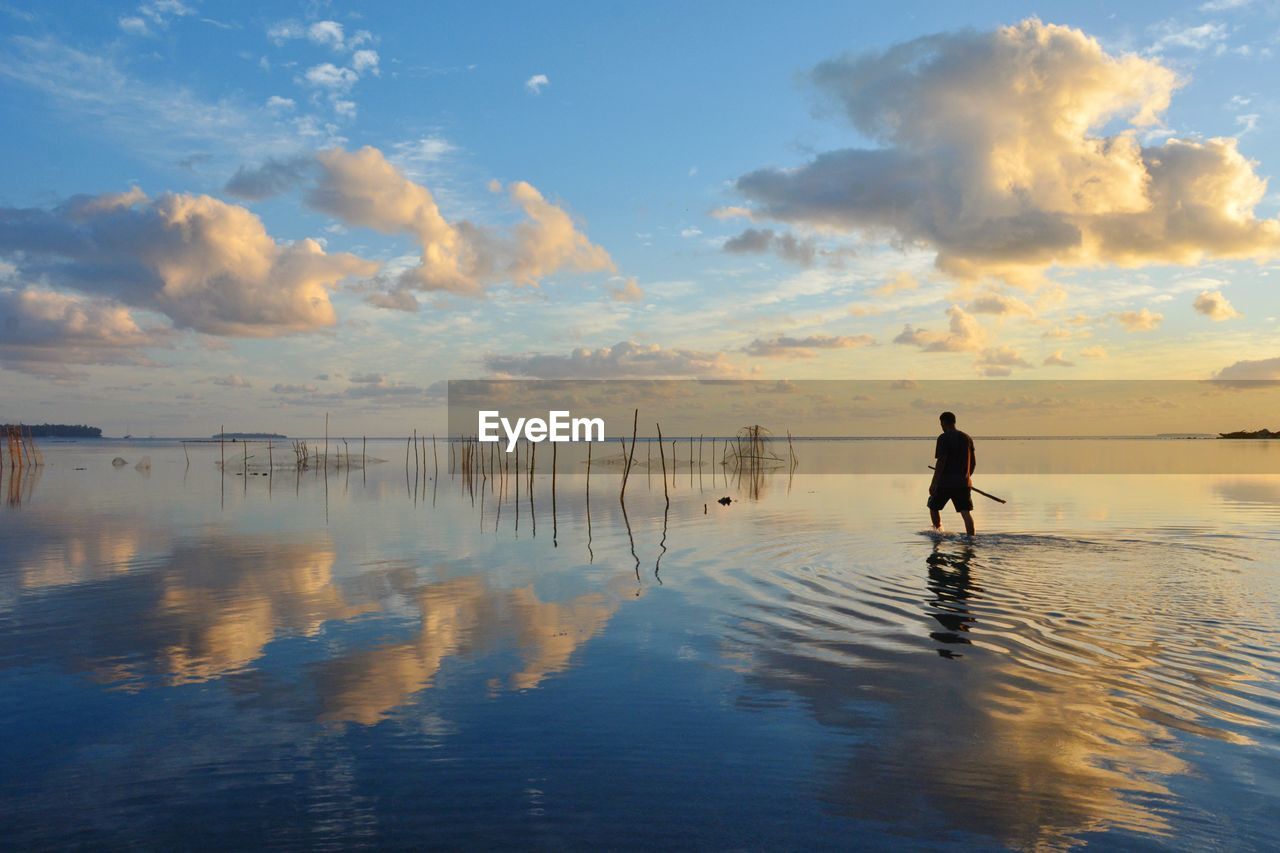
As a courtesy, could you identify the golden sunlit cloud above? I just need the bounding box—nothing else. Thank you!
[0,188,376,337]
[731,19,1280,283]
[1193,289,1241,320]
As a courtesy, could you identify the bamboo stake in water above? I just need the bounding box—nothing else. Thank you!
[620,408,638,502]
[585,441,594,562]
[656,423,670,507]
[551,440,558,546]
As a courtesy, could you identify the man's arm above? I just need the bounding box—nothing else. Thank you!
[967,437,976,486]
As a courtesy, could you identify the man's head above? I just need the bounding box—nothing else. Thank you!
[939,411,957,430]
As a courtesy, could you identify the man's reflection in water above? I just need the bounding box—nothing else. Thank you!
[926,543,978,658]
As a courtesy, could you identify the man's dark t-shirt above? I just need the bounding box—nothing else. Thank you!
[935,430,975,487]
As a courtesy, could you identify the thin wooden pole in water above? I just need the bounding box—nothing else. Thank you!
[671,439,678,491]
[585,441,594,562]
[656,423,669,507]
[551,441,558,546]
[619,408,638,502]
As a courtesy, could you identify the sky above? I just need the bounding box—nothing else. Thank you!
[1,0,1279,437]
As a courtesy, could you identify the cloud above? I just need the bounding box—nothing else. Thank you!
[1116,308,1163,331]
[308,20,345,49]
[269,19,371,51]
[609,277,645,303]
[352,50,380,76]
[363,288,419,312]
[119,17,150,35]
[525,74,549,94]
[0,36,314,168]
[1148,22,1228,54]
[967,291,1034,316]
[119,0,193,35]
[223,154,314,200]
[731,19,1280,283]
[975,346,1031,376]
[1043,350,1075,367]
[710,206,754,220]
[1080,346,1109,359]
[391,135,455,168]
[304,63,359,92]
[308,146,613,295]
[723,228,819,266]
[506,181,614,284]
[0,188,377,336]
[1193,289,1240,320]
[484,340,743,378]
[872,272,918,297]
[0,287,166,375]
[1213,356,1280,380]
[349,372,384,384]
[271,382,319,394]
[267,20,304,44]
[743,334,875,358]
[265,95,295,112]
[212,374,252,388]
[893,306,987,352]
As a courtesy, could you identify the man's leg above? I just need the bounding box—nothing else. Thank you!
[930,507,942,530]
[959,510,975,536]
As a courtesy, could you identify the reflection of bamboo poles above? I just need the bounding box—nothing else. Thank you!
[5,454,42,506]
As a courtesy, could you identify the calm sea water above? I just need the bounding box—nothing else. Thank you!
[1,439,1277,850]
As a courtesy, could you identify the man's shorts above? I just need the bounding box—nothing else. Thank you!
[928,485,973,512]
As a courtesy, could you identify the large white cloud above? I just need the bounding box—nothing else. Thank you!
[0,188,376,336]
[732,19,1280,282]
[0,287,165,375]
[306,146,614,297]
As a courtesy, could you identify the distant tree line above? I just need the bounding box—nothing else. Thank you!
[1,424,102,438]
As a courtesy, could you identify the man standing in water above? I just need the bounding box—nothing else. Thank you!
[929,411,976,536]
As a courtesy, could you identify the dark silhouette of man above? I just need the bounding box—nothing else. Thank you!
[929,411,975,536]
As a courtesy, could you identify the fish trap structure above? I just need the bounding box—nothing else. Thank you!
[721,425,796,472]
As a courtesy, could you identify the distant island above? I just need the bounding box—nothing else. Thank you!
[2,423,101,438]
[1219,428,1279,439]
[212,431,287,440]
